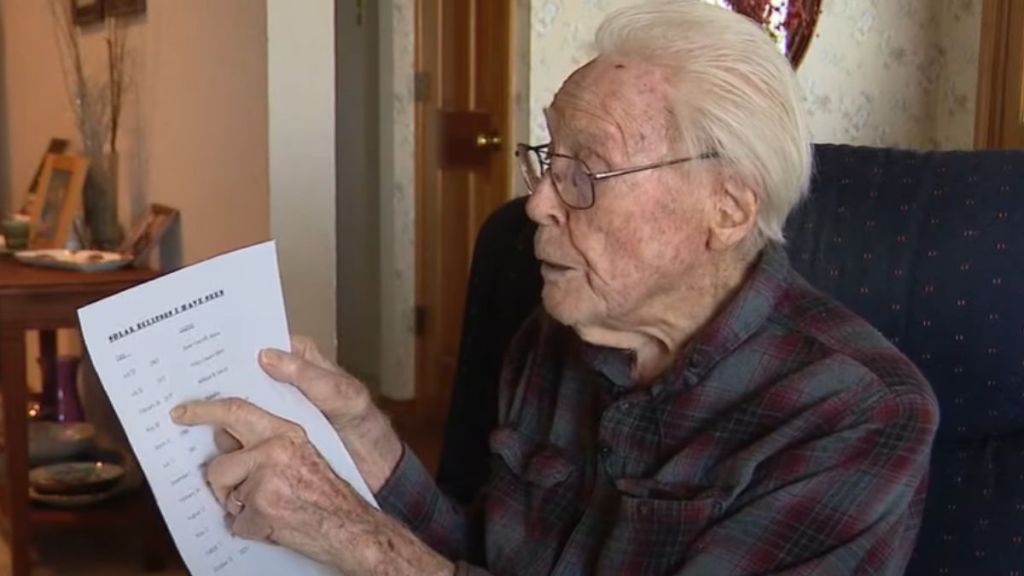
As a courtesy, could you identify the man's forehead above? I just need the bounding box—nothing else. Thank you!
[547,57,675,149]
[562,56,669,92]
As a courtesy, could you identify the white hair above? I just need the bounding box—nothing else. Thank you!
[595,0,812,244]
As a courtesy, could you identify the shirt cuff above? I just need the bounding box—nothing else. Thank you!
[375,444,443,533]
[454,561,492,576]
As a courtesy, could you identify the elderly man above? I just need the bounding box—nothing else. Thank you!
[171,1,938,574]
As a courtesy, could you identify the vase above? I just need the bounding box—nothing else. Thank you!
[55,356,85,422]
[83,152,124,250]
[37,355,57,420]
[39,355,84,422]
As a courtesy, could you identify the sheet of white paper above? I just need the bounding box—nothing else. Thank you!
[78,241,376,576]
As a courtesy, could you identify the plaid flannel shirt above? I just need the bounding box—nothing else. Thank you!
[378,244,939,575]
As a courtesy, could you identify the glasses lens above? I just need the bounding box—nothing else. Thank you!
[549,156,593,208]
[568,160,594,208]
[516,145,542,192]
[515,146,594,209]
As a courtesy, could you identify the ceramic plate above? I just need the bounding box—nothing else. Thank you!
[29,485,121,508]
[29,461,126,495]
[14,249,133,272]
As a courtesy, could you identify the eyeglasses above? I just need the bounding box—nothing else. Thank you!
[515,143,718,209]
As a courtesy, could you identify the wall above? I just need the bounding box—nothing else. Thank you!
[336,0,382,387]
[932,0,981,148]
[1,0,270,262]
[1,0,271,388]
[1,0,76,217]
[528,0,982,149]
[799,0,980,148]
[266,0,338,359]
[5,1,341,382]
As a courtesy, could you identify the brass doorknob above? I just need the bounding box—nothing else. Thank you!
[475,132,503,150]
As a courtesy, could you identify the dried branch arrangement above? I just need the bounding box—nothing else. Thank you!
[49,0,131,159]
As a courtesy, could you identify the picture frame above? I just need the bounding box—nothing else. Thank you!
[28,139,70,196]
[105,0,146,18]
[70,0,104,25]
[20,138,70,213]
[28,154,89,250]
[119,203,178,263]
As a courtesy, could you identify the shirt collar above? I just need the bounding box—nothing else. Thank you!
[575,243,792,393]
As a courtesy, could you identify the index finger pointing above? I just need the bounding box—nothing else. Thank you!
[170,398,296,447]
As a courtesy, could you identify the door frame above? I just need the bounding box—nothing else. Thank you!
[975,0,1024,148]
[413,0,519,407]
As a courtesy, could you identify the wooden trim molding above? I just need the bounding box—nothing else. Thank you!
[975,0,1021,148]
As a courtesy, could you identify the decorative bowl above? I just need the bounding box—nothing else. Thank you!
[29,485,122,508]
[29,461,126,495]
[28,422,96,464]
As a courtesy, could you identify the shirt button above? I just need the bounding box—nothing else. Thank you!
[599,444,612,457]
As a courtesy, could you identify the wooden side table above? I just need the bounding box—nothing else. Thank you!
[0,257,163,575]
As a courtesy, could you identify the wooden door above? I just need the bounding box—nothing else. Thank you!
[976,0,1024,148]
[415,1,513,417]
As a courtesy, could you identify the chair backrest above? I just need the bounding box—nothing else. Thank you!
[436,197,539,504]
[787,144,1024,576]
[437,144,1024,574]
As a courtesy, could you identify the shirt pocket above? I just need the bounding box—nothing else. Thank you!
[491,427,572,481]
[598,488,723,575]
[486,427,580,572]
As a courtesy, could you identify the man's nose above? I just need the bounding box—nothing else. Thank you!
[525,174,567,227]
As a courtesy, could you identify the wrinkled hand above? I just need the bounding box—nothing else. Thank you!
[170,398,452,576]
[256,335,403,492]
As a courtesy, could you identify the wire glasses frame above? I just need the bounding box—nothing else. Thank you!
[515,143,718,209]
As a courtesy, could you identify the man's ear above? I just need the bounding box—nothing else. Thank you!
[708,176,759,251]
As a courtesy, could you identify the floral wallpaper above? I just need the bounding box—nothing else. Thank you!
[529,0,981,149]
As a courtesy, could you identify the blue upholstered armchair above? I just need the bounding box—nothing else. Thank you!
[437,144,1024,574]
[788,145,1024,575]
